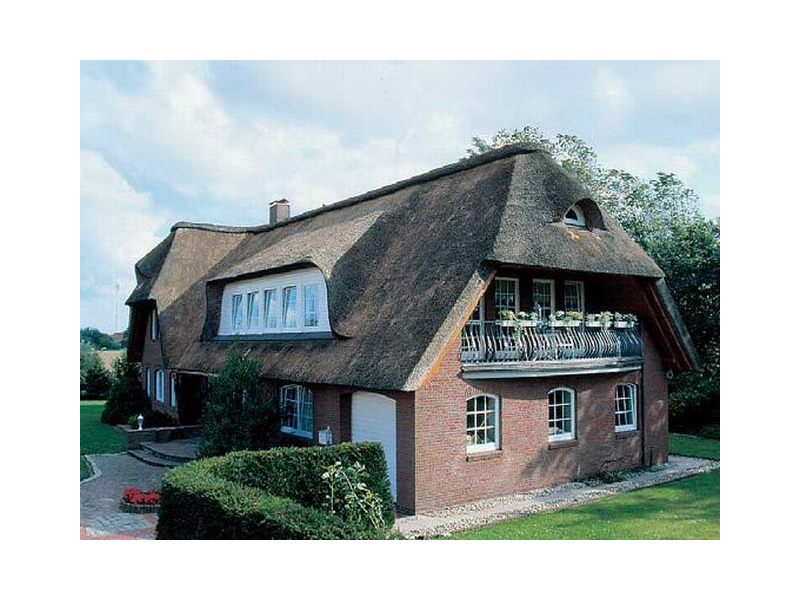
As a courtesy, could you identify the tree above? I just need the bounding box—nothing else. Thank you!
[199,347,282,457]
[101,355,150,424]
[80,340,102,393]
[80,327,120,350]
[468,127,719,432]
[84,362,111,399]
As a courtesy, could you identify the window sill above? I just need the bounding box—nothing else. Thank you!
[615,429,639,439]
[548,439,578,450]
[466,450,502,462]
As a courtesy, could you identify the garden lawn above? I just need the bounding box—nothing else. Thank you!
[80,401,126,480]
[445,434,720,540]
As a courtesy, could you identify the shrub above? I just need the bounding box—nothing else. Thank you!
[199,347,281,457]
[101,355,150,425]
[157,441,394,540]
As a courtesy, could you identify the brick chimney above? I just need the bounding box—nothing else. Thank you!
[269,198,290,225]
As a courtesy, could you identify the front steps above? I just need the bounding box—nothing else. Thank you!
[127,438,200,468]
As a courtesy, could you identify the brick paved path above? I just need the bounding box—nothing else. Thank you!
[80,453,167,540]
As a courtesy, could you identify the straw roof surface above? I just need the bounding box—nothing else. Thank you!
[127,144,692,390]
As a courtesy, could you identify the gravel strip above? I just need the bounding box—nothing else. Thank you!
[395,455,719,539]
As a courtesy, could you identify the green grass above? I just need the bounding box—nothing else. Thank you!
[80,401,126,480]
[445,434,720,540]
[80,455,92,480]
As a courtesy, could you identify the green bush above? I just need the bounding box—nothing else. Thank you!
[199,347,281,457]
[101,356,150,425]
[84,362,111,399]
[157,441,395,540]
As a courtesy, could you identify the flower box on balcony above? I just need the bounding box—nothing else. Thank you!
[614,321,633,329]
[564,321,581,328]
[585,321,602,328]
[517,320,538,327]
[497,320,516,327]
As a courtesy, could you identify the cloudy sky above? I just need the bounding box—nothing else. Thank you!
[80,60,719,332]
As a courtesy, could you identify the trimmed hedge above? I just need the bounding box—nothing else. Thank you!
[157,441,394,540]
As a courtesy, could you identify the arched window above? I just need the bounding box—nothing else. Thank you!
[615,384,637,432]
[564,204,587,227]
[466,394,500,452]
[280,384,314,439]
[548,388,576,442]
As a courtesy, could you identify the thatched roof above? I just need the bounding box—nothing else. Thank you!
[127,144,694,390]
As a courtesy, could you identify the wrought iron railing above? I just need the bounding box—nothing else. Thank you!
[460,321,643,365]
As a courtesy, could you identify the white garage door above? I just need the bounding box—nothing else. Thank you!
[351,392,397,500]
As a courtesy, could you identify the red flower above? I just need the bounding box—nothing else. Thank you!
[122,487,160,505]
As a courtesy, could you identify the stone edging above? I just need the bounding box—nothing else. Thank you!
[80,455,103,485]
[119,500,160,514]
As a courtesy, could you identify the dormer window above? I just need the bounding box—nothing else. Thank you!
[564,204,587,228]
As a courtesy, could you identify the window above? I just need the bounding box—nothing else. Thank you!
[564,280,585,313]
[219,267,331,336]
[303,284,320,327]
[231,294,244,331]
[615,384,637,432]
[564,204,586,227]
[246,291,260,330]
[466,394,499,453]
[469,297,485,323]
[170,373,178,408]
[494,278,519,318]
[263,289,278,330]
[150,308,159,340]
[280,385,314,438]
[145,367,151,397]
[282,286,298,328]
[532,279,555,319]
[155,370,165,403]
[548,388,575,442]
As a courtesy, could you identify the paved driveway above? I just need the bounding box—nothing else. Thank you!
[80,453,167,540]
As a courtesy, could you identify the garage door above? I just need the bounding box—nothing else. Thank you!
[351,392,397,500]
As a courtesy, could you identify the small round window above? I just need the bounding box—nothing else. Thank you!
[564,204,587,227]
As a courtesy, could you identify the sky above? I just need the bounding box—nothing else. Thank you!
[80,60,720,333]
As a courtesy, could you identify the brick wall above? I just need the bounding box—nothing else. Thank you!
[140,309,180,420]
[411,325,668,512]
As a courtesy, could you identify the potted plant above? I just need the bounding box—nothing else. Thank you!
[497,309,516,327]
[585,313,602,328]
[515,311,538,327]
[623,313,638,328]
[613,312,634,328]
[564,311,583,327]
[549,310,566,327]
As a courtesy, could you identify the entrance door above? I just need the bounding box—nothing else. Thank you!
[351,392,397,500]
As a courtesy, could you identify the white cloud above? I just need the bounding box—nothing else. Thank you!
[601,138,719,182]
[594,67,634,111]
[80,150,166,330]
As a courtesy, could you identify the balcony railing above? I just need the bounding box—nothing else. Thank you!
[460,321,643,375]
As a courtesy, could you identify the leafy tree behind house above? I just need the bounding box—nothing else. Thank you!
[84,361,112,399]
[81,327,122,350]
[467,127,719,432]
[101,355,150,424]
[199,347,282,457]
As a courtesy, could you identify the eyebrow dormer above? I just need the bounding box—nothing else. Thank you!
[563,199,605,230]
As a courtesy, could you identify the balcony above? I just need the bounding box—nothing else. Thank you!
[460,321,643,378]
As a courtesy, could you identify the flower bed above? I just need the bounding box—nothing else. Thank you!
[120,487,161,513]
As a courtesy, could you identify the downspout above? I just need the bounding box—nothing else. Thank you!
[640,338,647,467]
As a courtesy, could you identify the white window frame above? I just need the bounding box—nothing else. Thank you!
[282,285,298,329]
[564,204,587,227]
[466,394,500,453]
[155,370,165,403]
[548,387,576,442]
[145,367,151,397]
[563,280,585,313]
[494,277,519,319]
[231,294,244,331]
[170,373,178,408]
[532,278,556,319]
[263,288,279,331]
[615,384,638,433]
[303,283,321,328]
[150,308,158,340]
[246,291,261,330]
[280,384,314,439]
